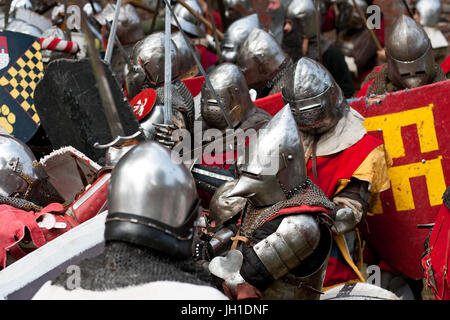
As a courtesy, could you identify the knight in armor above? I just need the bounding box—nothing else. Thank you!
[266,0,292,44]
[191,63,271,208]
[125,32,196,148]
[236,28,294,99]
[32,141,228,300]
[282,57,392,290]
[204,106,337,300]
[282,0,355,98]
[171,0,217,72]
[358,14,447,97]
[220,13,260,63]
[413,0,448,65]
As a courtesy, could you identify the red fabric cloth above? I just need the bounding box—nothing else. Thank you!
[422,203,450,300]
[441,55,450,75]
[196,44,217,71]
[305,134,383,287]
[375,17,385,47]
[306,134,383,199]
[0,203,74,269]
[253,92,284,116]
[322,7,336,32]
[182,76,205,97]
[211,10,223,32]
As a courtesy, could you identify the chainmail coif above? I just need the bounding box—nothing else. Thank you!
[51,241,214,291]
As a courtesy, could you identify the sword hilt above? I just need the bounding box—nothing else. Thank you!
[93,130,143,149]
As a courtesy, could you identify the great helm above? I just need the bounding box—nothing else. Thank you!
[125,32,180,99]
[171,0,206,38]
[285,0,317,39]
[416,0,441,27]
[226,105,307,207]
[282,57,345,135]
[105,141,200,259]
[386,14,435,89]
[0,134,47,199]
[236,28,290,90]
[220,13,260,63]
[201,63,255,130]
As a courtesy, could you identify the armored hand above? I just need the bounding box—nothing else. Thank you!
[331,207,356,235]
[153,123,179,149]
[209,249,246,296]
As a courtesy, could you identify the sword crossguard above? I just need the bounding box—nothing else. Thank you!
[93,130,143,149]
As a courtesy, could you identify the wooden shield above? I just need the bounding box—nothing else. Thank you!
[351,80,450,279]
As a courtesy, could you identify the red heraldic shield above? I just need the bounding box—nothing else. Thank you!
[350,79,450,279]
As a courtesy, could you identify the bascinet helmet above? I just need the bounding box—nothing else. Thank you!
[220,13,260,63]
[125,32,180,99]
[171,31,199,79]
[0,134,47,199]
[236,28,290,90]
[201,63,254,130]
[282,57,345,135]
[285,0,317,39]
[105,141,200,259]
[171,0,206,38]
[416,0,441,27]
[226,105,307,207]
[386,14,435,89]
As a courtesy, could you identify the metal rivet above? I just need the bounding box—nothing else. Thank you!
[377,128,382,132]
[421,159,426,164]
[287,154,293,160]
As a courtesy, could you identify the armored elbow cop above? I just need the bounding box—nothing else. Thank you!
[252,215,321,280]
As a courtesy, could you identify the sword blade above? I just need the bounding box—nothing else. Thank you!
[164,0,173,125]
[104,0,122,64]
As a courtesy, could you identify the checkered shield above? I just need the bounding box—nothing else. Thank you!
[0,31,43,142]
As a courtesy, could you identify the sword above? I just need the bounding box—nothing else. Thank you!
[78,3,141,149]
[104,0,122,64]
[162,0,234,129]
[163,0,173,125]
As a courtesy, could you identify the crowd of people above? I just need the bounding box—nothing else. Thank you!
[0,0,449,301]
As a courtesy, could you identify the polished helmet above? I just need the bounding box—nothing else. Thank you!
[220,13,260,63]
[201,63,255,130]
[7,8,52,37]
[171,0,206,38]
[416,0,441,27]
[171,31,199,79]
[386,14,435,89]
[125,32,180,98]
[236,28,290,90]
[0,134,47,199]
[285,0,316,39]
[227,105,307,207]
[105,141,200,259]
[282,57,345,135]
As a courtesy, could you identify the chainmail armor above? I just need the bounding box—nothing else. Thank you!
[364,63,447,97]
[240,177,335,239]
[257,60,295,98]
[51,241,214,291]
[155,81,196,133]
[0,195,43,211]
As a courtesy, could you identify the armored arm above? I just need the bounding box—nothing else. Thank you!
[331,178,371,235]
[239,214,321,289]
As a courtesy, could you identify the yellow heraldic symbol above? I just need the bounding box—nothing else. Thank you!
[0,40,43,130]
[364,104,446,213]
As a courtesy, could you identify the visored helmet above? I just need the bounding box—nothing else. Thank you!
[236,28,290,90]
[386,14,435,89]
[105,141,200,259]
[220,13,260,63]
[125,32,180,98]
[285,0,316,39]
[0,134,47,199]
[227,105,307,207]
[200,63,255,130]
[282,57,344,135]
